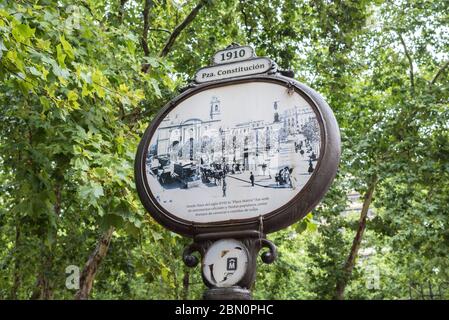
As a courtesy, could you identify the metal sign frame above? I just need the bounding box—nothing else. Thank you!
[134,73,340,237]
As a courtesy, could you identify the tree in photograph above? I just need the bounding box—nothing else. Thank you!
[301,118,320,144]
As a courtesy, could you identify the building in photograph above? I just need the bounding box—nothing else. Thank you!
[151,96,320,174]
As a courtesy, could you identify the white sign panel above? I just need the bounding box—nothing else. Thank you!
[195,58,272,83]
[202,239,249,287]
[145,81,321,223]
[212,46,254,65]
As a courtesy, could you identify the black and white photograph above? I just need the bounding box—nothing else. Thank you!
[145,82,321,223]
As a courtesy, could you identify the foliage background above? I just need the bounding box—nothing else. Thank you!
[0,0,448,300]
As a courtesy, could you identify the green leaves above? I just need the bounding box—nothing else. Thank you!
[295,213,317,234]
[78,181,104,207]
[59,35,75,60]
[56,44,66,67]
[0,38,6,60]
[5,50,25,73]
[11,23,35,43]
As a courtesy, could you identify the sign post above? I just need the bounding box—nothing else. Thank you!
[134,44,341,299]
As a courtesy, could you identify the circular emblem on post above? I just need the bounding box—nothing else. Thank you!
[202,239,249,288]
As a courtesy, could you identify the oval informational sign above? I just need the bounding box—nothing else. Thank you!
[135,74,340,236]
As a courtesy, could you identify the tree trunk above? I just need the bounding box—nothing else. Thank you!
[140,0,153,59]
[30,183,62,299]
[10,225,21,299]
[335,177,378,300]
[182,270,190,299]
[30,252,54,300]
[75,227,114,300]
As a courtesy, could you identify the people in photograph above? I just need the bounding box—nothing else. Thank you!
[262,163,267,176]
[283,167,290,184]
[235,163,241,173]
[308,159,314,174]
[250,172,255,186]
[214,170,221,185]
[222,178,227,197]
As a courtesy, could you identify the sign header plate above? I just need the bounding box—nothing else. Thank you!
[212,46,255,65]
[195,58,272,83]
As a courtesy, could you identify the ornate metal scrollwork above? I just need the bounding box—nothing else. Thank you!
[182,240,212,268]
[225,42,242,49]
[259,238,277,264]
[182,242,202,268]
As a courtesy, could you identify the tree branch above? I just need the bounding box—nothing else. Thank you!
[159,1,205,58]
[75,227,114,300]
[335,176,378,300]
[149,28,171,34]
[397,32,415,94]
[118,0,128,23]
[430,60,449,85]
[141,0,152,57]
[239,0,253,42]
